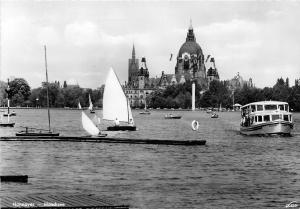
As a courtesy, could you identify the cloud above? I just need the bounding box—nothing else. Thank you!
[64,22,101,46]
[37,26,60,45]
[64,21,130,47]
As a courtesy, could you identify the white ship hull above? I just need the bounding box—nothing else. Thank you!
[240,121,293,136]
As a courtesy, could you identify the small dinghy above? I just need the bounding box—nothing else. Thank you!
[88,94,95,113]
[211,112,219,118]
[16,127,59,136]
[16,45,59,137]
[139,99,151,115]
[165,113,182,119]
[81,112,107,137]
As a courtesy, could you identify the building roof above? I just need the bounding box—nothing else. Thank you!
[178,41,203,58]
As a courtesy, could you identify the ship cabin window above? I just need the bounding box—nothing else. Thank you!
[251,105,256,112]
[257,116,262,122]
[283,115,289,121]
[257,105,263,111]
[255,117,257,122]
[272,114,281,121]
[285,104,289,111]
[278,104,284,111]
[265,105,277,110]
[290,115,292,121]
[264,115,270,122]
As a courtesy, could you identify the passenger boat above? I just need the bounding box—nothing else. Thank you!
[240,101,293,136]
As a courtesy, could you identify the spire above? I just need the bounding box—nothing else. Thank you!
[186,19,196,42]
[132,44,136,60]
[189,18,193,30]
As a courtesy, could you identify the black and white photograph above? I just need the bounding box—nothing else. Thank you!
[0,0,299,208]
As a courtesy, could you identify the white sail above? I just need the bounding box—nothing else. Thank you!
[103,68,132,123]
[78,102,82,109]
[82,111,99,136]
[128,100,134,123]
[88,94,93,110]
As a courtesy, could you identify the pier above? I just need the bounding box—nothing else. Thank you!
[0,194,129,209]
[0,136,206,146]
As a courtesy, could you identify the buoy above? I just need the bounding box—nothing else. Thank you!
[191,120,199,131]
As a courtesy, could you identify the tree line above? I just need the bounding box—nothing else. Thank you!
[147,78,300,111]
[0,77,299,111]
[0,79,104,108]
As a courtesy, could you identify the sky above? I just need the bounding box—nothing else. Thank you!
[1,0,300,89]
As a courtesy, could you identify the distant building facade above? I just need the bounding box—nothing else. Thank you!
[125,47,155,107]
[228,72,253,91]
[125,21,221,107]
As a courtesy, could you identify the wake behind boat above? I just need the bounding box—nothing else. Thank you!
[240,101,293,136]
[103,68,136,131]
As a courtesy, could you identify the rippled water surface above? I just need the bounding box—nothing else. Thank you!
[1,109,300,208]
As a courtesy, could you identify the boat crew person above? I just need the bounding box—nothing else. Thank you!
[114,118,120,127]
[129,118,134,126]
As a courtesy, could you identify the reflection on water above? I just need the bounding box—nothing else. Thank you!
[1,109,300,208]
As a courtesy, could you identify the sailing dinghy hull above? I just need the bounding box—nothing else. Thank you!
[107,126,136,131]
[0,122,15,127]
[16,132,59,137]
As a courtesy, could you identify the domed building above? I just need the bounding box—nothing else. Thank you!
[175,21,207,88]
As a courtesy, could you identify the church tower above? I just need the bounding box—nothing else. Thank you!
[138,57,149,89]
[128,44,139,87]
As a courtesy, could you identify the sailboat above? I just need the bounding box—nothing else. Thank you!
[81,112,106,137]
[16,45,59,136]
[139,98,151,115]
[88,94,95,113]
[103,68,136,131]
[78,101,82,109]
[0,88,15,127]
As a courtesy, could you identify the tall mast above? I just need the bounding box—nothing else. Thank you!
[7,79,10,115]
[127,97,129,123]
[44,45,51,132]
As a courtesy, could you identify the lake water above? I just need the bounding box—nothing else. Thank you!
[1,109,300,208]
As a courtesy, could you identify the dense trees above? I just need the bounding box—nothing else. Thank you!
[0,77,299,111]
[148,80,201,109]
[0,78,31,106]
[148,78,300,111]
[0,79,103,108]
